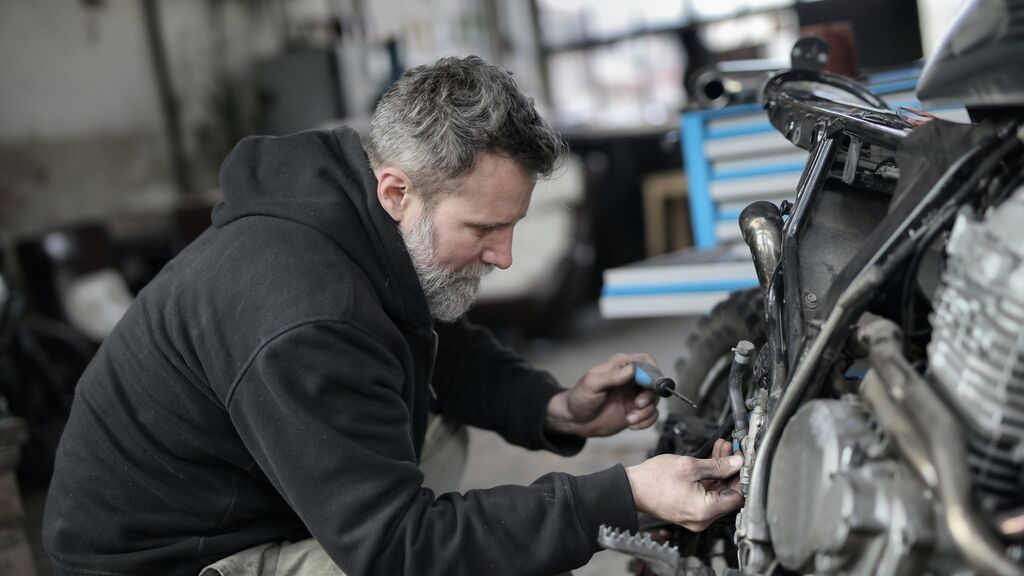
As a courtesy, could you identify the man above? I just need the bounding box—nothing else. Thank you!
[43,56,743,576]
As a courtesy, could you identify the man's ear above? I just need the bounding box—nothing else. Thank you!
[375,167,417,223]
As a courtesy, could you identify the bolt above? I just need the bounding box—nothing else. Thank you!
[805,293,818,309]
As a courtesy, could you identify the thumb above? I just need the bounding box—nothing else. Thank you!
[579,362,634,394]
[692,454,743,482]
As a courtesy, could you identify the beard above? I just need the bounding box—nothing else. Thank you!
[400,213,494,322]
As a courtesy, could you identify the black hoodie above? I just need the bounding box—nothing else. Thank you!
[42,127,638,576]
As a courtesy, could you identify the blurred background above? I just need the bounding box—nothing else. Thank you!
[0,0,966,573]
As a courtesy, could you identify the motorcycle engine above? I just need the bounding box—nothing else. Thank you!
[763,187,1024,574]
[765,399,935,575]
[929,185,1024,509]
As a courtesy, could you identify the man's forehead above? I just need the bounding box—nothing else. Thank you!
[438,184,533,222]
[439,157,534,210]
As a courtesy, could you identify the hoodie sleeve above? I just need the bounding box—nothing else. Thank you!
[226,319,638,576]
[430,319,586,454]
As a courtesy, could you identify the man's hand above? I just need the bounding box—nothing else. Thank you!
[545,353,661,438]
[625,439,744,531]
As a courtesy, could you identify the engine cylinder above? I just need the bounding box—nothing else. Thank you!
[928,186,1024,508]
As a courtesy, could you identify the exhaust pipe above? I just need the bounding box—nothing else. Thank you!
[739,201,783,299]
[860,320,1024,576]
[691,59,786,109]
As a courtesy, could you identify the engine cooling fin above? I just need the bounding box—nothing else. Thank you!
[929,185,1024,508]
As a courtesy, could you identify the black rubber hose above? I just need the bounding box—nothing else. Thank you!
[692,418,735,460]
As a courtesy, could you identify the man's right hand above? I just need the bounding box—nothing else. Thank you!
[625,440,744,531]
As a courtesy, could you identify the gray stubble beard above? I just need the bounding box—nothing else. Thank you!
[400,213,494,322]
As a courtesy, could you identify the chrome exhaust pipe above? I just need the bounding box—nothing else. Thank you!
[691,59,785,109]
[739,201,783,299]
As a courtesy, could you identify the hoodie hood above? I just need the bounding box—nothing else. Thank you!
[212,127,432,331]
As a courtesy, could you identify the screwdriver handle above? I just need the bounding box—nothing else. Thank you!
[632,361,699,408]
[631,361,675,397]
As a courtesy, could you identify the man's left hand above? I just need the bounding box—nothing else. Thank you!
[545,353,661,438]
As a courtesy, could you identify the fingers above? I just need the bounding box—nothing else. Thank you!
[625,402,656,424]
[582,353,660,394]
[703,440,729,489]
[712,438,732,459]
[687,474,745,531]
[628,455,746,533]
[627,408,659,430]
[703,487,745,518]
[633,390,657,409]
[626,391,659,427]
[691,454,744,482]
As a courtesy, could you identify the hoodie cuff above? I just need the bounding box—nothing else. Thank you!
[533,385,586,456]
[570,465,640,551]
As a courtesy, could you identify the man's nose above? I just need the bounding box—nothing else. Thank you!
[481,229,514,270]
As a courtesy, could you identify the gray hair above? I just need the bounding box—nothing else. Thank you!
[366,55,566,207]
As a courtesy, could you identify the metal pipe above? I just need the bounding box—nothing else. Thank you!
[739,201,783,302]
[860,372,938,489]
[773,92,911,148]
[861,320,1023,576]
[764,273,788,409]
[762,69,890,110]
[760,69,911,150]
[693,60,785,109]
[739,200,787,412]
[728,341,755,439]
[782,133,836,366]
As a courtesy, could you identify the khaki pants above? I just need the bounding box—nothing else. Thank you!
[200,415,469,576]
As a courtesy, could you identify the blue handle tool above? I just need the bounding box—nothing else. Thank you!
[631,361,698,408]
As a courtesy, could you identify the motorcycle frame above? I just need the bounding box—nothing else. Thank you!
[736,69,1020,569]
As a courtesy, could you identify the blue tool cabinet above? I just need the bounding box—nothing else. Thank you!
[599,70,964,318]
[683,73,922,249]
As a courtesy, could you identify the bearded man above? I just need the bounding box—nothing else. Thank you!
[43,56,743,576]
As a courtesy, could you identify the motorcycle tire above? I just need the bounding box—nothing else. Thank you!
[671,288,766,422]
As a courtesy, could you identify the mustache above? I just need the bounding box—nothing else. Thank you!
[452,262,495,281]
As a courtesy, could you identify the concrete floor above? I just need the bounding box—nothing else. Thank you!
[460,310,698,575]
[22,308,698,576]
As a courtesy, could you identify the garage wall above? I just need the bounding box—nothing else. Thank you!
[0,0,542,240]
[0,2,163,140]
[0,0,280,238]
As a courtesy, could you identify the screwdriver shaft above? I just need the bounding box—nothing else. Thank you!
[670,389,699,408]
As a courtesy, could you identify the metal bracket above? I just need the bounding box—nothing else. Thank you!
[842,136,863,184]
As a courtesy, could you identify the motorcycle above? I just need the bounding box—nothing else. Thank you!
[600,1,1024,574]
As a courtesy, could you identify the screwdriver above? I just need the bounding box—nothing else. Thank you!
[631,361,699,408]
